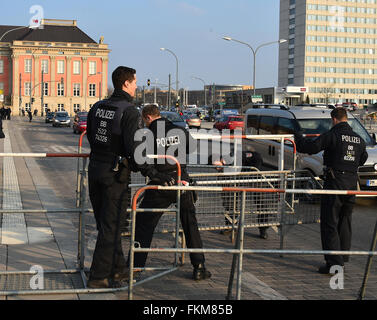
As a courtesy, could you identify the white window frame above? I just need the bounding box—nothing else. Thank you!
[57,83,65,96]
[57,60,65,74]
[41,60,49,74]
[57,104,64,111]
[73,83,81,97]
[25,82,31,96]
[25,59,32,73]
[73,60,80,75]
[89,83,96,97]
[74,104,81,112]
[0,60,3,74]
[89,61,96,75]
[43,82,49,96]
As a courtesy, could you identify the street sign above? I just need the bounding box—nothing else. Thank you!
[252,95,262,99]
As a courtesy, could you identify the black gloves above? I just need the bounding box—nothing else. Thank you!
[150,172,176,186]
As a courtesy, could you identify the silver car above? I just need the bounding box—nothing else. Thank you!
[243,105,377,190]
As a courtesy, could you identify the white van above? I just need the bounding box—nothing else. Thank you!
[243,105,377,190]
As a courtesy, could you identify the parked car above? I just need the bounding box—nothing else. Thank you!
[52,112,71,127]
[73,115,87,134]
[182,114,201,128]
[243,105,377,190]
[214,115,244,132]
[342,102,358,111]
[45,112,55,123]
[160,111,189,130]
[74,111,88,123]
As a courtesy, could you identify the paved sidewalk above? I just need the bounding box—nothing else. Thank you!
[0,117,377,301]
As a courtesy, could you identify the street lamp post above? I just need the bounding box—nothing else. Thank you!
[192,76,207,106]
[85,72,102,111]
[160,48,179,107]
[30,44,52,114]
[222,36,287,100]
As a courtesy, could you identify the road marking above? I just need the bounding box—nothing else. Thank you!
[242,272,288,300]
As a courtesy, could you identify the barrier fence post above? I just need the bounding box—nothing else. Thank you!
[358,218,377,300]
[78,157,88,272]
[235,190,246,300]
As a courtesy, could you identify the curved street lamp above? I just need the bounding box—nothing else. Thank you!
[0,25,38,42]
[192,76,207,106]
[160,48,179,106]
[222,36,287,99]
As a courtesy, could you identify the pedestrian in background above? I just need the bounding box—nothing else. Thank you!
[295,107,368,274]
[86,66,142,288]
[27,110,32,122]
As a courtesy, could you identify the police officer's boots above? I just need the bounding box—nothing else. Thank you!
[193,263,212,281]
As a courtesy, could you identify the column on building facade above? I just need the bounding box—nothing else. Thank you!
[82,57,88,110]
[66,56,72,115]
[101,57,108,99]
[7,55,12,97]
[12,54,20,112]
[33,56,40,98]
[50,56,56,97]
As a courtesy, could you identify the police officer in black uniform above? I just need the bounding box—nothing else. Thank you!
[129,104,211,281]
[86,66,142,288]
[295,107,368,274]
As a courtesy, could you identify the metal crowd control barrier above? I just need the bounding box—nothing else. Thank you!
[0,151,134,296]
[128,183,377,300]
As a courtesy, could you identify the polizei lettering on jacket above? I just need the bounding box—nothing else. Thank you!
[342,135,361,144]
[157,135,181,148]
[95,108,115,120]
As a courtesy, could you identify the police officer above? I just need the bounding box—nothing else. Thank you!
[86,66,142,288]
[129,104,211,281]
[295,107,368,274]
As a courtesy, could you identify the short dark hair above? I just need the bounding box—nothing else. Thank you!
[331,107,348,121]
[142,104,160,118]
[112,66,136,90]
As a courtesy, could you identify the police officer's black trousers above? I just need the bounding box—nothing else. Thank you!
[88,160,128,280]
[131,189,205,268]
[320,172,357,267]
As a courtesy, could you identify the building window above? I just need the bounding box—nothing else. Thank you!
[57,60,65,74]
[25,82,31,96]
[74,104,81,112]
[25,59,32,73]
[89,61,96,75]
[73,83,81,97]
[43,82,48,96]
[73,60,80,75]
[57,104,64,111]
[41,60,48,74]
[57,83,64,96]
[0,60,3,74]
[89,83,96,97]
[25,103,31,111]
[43,103,48,113]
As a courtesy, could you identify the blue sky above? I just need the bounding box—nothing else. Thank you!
[2,0,281,90]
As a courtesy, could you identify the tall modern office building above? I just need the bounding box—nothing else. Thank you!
[279,0,377,105]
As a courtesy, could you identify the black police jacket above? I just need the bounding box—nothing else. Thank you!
[86,89,142,168]
[139,117,196,181]
[295,122,368,173]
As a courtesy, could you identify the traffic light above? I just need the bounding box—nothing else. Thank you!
[175,101,179,108]
[60,77,64,85]
[147,79,151,86]
[31,98,35,103]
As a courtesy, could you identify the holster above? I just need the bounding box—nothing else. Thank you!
[190,179,198,203]
[116,158,131,183]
